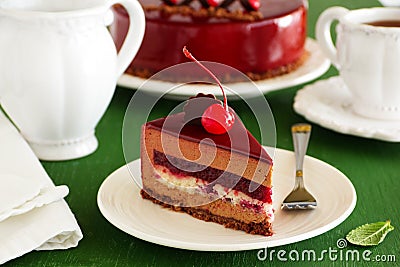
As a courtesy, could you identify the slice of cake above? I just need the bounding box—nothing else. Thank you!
[140,49,274,235]
[111,0,307,81]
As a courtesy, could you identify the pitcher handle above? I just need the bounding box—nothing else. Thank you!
[316,6,349,69]
[107,0,145,78]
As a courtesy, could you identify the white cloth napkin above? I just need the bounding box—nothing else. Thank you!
[0,110,83,264]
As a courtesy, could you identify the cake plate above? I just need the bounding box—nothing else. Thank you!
[117,38,331,100]
[97,147,356,251]
[294,76,400,142]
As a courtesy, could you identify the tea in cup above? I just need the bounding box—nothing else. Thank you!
[0,0,145,160]
[316,7,400,120]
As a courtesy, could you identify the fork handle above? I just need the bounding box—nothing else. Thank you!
[292,123,312,179]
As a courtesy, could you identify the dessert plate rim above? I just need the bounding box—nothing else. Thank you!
[117,38,331,100]
[294,76,400,142]
[97,147,356,251]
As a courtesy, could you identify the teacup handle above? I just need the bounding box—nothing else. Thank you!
[316,6,349,69]
[107,0,145,78]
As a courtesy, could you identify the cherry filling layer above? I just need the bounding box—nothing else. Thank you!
[153,150,272,203]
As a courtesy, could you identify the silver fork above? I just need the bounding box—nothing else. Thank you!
[281,123,317,210]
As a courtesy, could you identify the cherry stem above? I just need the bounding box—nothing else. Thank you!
[183,46,228,112]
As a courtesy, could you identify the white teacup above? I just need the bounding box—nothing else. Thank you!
[0,0,145,160]
[316,7,400,120]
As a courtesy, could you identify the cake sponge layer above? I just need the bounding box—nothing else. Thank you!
[142,122,272,187]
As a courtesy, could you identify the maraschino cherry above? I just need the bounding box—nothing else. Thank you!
[183,46,235,135]
[240,0,260,11]
[205,0,224,7]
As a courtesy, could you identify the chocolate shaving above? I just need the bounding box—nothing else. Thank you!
[145,5,263,22]
[183,93,221,125]
[162,0,260,12]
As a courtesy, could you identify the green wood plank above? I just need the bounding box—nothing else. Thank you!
[4,0,399,266]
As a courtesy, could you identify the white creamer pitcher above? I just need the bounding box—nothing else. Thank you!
[0,0,145,160]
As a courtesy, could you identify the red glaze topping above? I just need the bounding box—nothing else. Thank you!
[110,0,307,77]
[146,112,272,164]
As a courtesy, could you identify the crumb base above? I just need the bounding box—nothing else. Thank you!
[141,189,273,236]
[126,51,309,82]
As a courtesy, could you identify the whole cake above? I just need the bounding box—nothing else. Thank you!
[111,0,307,81]
[140,49,274,235]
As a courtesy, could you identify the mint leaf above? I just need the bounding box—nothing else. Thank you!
[346,220,394,246]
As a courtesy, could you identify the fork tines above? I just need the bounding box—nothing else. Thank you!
[281,202,317,210]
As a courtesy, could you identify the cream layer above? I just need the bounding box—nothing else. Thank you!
[154,165,274,222]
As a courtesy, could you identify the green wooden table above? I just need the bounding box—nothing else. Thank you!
[6,0,399,266]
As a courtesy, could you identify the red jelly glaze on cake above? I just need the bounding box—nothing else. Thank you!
[110,0,307,78]
[153,150,273,203]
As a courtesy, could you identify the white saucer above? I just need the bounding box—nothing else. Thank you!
[378,0,400,7]
[294,76,400,142]
[117,38,330,100]
[97,147,356,251]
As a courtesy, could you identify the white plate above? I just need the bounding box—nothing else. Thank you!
[294,76,400,142]
[97,147,356,251]
[117,38,330,100]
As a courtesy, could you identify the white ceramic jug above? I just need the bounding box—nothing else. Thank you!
[0,0,145,160]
